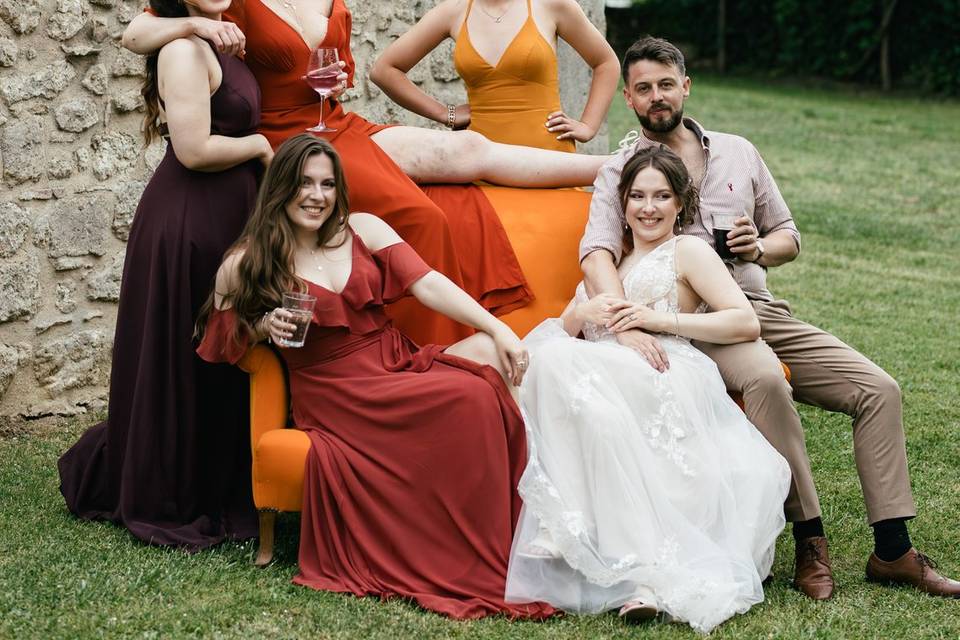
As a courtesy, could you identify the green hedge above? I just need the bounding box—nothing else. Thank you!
[605,0,960,95]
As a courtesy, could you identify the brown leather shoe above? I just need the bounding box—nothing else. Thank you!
[793,536,835,600]
[866,548,960,597]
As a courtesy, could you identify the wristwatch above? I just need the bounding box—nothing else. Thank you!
[752,239,766,263]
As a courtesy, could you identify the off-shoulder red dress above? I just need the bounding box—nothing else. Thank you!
[224,0,531,346]
[197,234,555,620]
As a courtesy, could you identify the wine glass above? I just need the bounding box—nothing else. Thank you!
[304,47,340,133]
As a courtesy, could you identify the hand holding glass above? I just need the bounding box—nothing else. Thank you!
[303,47,340,133]
[711,212,739,261]
[277,292,317,348]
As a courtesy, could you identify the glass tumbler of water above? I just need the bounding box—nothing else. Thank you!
[278,291,317,348]
[711,212,739,261]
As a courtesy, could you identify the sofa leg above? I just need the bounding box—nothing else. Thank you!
[254,510,276,567]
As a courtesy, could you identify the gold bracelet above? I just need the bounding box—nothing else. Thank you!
[445,104,457,129]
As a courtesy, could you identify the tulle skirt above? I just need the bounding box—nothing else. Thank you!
[506,320,791,633]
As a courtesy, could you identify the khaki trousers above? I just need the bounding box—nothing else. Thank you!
[693,299,916,525]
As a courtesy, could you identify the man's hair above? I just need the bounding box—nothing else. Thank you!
[621,36,686,84]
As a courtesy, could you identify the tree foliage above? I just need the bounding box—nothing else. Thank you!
[606,0,960,95]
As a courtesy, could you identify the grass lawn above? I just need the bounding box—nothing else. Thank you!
[3,77,960,639]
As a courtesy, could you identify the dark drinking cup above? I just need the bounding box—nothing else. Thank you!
[712,213,738,261]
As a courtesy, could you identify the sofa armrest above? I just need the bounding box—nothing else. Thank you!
[237,344,290,450]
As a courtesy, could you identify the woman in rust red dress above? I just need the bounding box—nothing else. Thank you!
[123,0,607,346]
[197,134,554,618]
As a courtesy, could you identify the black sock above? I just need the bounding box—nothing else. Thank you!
[792,517,825,542]
[872,518,912,561]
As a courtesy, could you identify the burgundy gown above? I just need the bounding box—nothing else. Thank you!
[57,45,261,549]
[198,234,556,619]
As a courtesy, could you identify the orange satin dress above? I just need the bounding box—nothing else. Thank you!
[454,0,592,336]
[224,0,531,345]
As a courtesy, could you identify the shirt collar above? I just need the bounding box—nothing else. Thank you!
[633,117,711,152]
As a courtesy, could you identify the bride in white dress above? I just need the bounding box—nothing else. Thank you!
[505,146,791,633]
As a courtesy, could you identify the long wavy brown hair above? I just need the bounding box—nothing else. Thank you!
[140,0,189,145]
[196,134,351,340]
[617,145,699,254]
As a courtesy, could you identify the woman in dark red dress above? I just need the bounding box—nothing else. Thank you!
[57,0,273,549]
[197,134,554,619]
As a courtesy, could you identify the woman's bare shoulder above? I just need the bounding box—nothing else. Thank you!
[215,246,247,292]
[540,0,585,17]
[157,35,208,63]
[348,212,403,251]
[430,0,470,21]
[676,234,716,260]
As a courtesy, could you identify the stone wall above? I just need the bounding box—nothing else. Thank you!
[0,0,606,422]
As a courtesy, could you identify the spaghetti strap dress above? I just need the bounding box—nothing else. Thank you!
[57,44,260,549]
[197,232,556,620]
[454,0,593,336]
[224,0,532,345]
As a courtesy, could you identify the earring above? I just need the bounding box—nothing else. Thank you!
[338,214,346,225]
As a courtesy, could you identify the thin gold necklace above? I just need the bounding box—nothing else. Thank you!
[276,0,330,36]
[308,237,350,272]
[477,0,514,23]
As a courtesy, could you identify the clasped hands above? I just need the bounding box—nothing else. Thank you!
[578,294,671,373]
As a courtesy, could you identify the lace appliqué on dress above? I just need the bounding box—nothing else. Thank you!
[569,371,603,415]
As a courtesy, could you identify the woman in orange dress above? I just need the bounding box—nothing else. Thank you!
[372,0,619,335]
[123,0,608,345]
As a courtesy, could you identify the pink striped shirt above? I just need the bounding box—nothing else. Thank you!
[579,118,801,302]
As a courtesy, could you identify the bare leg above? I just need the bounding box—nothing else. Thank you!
[445,332,518,401]
[371,126,607,188]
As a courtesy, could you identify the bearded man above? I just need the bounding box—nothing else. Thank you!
[578,35,960,600]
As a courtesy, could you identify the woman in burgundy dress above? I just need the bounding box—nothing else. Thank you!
[197,134,554,619]
[58,0,273,549]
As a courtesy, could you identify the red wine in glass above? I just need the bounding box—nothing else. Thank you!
[304,47,339,133]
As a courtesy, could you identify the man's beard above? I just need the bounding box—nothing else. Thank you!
[635,103,683,133]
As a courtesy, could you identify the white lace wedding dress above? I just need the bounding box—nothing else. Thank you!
[505,237,791,633]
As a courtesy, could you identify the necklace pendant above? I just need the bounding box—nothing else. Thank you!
[495,16,502,22]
